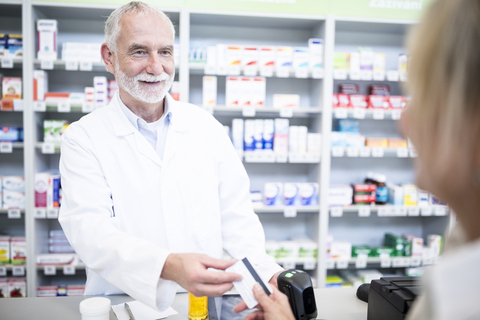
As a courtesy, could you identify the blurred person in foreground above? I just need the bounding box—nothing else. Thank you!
[238,0,480,319]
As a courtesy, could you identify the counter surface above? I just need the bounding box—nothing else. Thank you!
[0,287,367,320]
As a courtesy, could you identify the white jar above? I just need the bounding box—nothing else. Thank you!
[79,297,111,320]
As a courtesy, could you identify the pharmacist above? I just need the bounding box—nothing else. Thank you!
[58,1,283,315]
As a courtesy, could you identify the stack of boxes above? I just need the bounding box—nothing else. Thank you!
[0,278,26,298]
[2,176,25,209]
[263,182,319,207]
[0,34,22,58]
[43,120,69,144]
[34,173,61,209]
[0,236,26,265]
[48,230,74,254]
[37,284,85,297]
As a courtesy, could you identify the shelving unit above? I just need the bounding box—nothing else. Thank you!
[0,0,446,296]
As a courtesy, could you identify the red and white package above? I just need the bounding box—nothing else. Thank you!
[368,95,389,109]
[387,95,406,109]
[337,94,350,108]
[350,95,368,108]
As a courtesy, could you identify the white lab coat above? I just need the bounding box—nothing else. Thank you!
[58,93,283,311]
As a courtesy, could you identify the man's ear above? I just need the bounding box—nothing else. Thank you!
[101,43,115,75]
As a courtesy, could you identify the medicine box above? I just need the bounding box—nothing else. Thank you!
[284,183,301,206]
[359,48,374,71]
[37,19,58,60]
[308,39,323,69]
[7,34,22,58]
[300,183,319,206]
[330,241,352,259]
[262,119,274,150]
[2,77,22,99]
[33,70,48,101]
[244,119,255,151]
[264,182,283,206]
[253,119,264,150]
[3,176,24,192]
[10,237,26,264]
[293,47,309,69]
[242,46,259,69]
[0,236,10,264]
[226,45,242,67]
[259,46,276,69]
[276,47,293,68]
[202,76,217,106]
[232,119,244,152]
[226,77,240,107]
[273,94,299,108]
[307,133,322,154]
[239,77,252,107]
[273,119,289,155]
[251,77,266,107]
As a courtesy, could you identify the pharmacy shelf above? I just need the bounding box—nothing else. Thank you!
[33,59,107,72]
[254,206,320,213]
[35,142,61,154]
[276,257,317,270]
[208,106,322,117]
[331,147,416,158]
[0,106,23,112]
[0,57,23,69]
[0,142,24,150]
[332,108,403,120]
[332,70,405,82]
[329,205,449,217]
[326,256,438,270]
[0,264,26,273]
[243,152,320,164]
[189,63,324,79]
[0,208,25,214]
[34,101,93,113]
[37,264,85,271]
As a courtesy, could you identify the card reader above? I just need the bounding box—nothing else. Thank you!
[277,270,317,320]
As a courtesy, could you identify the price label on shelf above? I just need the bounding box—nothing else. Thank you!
[393,258,410,267]
[44,265,56,276]
[378,207,388,217]
[216,65,227,76]
[373,71,385,81]
[421,207,433,216]
[79,61,93,71]
[361,70,373,81]
[330,207,343,217]
[276,67,290,78]
[395,206,407,216]
[333,69,347,80]
[423,257,434,265]
[0,266,6,276]
[204,65,216,75]
[260,67,273,77]
[284,207,297,218]
[371,148,384,158]
[391,110,402,120]
[304,261,316,270]
[283,261,295,269]
[312,68,323,79]
[434,206,447,216]
[41,59,54,70]
[294,68,308,79]
[331,147,345,157]
[396,148,409,158]
[353,108,366,119]
[58,101,71,113]
[12,266,25,276]
[380,258,392,268]
[82,102,95,113]
[1,58,14,69]
[276,154,288,163]
[34,208,47,219]
[33,101,47,112]
[243,66,257,76]
[0,142,13,153]
[65,60,79,71]
[334,108,348,119]
[280,107,293,118]
[42,143,55,154]
[227,66,241,76]
[242,106,256,117]
[326,260,335,269]
[359,148,371,157]
[355,255,368,269]
[63,265,76,275]
[409,149,418,158]
[372,109,385,120]
[349,70,360,80]
[8,209,21,219]
[47,209,59,219]
[336,260,349,269]
[244,152,257,163]
[346,147,359,157]
[387,70,400,82]
[411,257,422,267]
[358,207,371,217]
[408,207,420,216]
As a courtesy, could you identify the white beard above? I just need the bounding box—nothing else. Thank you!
[114,63,174,104]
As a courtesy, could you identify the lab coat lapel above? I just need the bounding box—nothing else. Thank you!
[162,95,190,168]
[109,94,162,168]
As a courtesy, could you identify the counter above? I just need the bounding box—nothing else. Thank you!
[0,287,367,320]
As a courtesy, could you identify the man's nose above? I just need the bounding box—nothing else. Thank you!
[145,53,163,75]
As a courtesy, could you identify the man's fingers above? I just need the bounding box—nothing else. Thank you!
[192,282,234,297]
[201,256,237,270]
[196,269,242,284]
[233,300,248,313]
[253,282,274,310]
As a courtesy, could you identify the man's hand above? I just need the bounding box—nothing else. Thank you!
[268,270,284,288]
[160,253,242,297]
[234,283,295,320]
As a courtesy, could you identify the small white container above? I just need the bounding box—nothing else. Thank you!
[79,297,111,320]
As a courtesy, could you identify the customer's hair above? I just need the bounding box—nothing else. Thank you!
[406,0,480,159]
[105,1,175,53]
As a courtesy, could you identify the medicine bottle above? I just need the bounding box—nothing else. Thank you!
[364,172,376,185]
[374,174,388,205]
[188,293,208,320]
[79,297,111,320]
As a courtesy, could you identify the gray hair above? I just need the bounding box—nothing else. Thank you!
[105,1,175,53]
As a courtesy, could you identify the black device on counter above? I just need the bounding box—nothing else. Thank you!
[277,270,317,320]
[367,276,421,320]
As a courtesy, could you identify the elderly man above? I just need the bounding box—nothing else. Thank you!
[58,1,283,317]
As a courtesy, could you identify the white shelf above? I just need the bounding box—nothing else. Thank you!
[33,59,107,72]
[0,208,25,214]
[331,147,416,158]
[333,108,403,120]
[208,106,322,117]
[0,57,23,69]
[254,206,320,213]
[327,256,438,269]
[330,205,449,217]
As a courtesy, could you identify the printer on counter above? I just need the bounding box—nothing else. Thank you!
[367,276,421,320]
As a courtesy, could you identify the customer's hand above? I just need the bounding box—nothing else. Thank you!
[160,253,242,297]
[234,282,295,320]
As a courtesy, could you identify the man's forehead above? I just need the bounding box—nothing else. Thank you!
[118,13,174,40]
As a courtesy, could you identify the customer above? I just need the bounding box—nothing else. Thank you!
[58,1,283,315]
[238,0,480,319]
